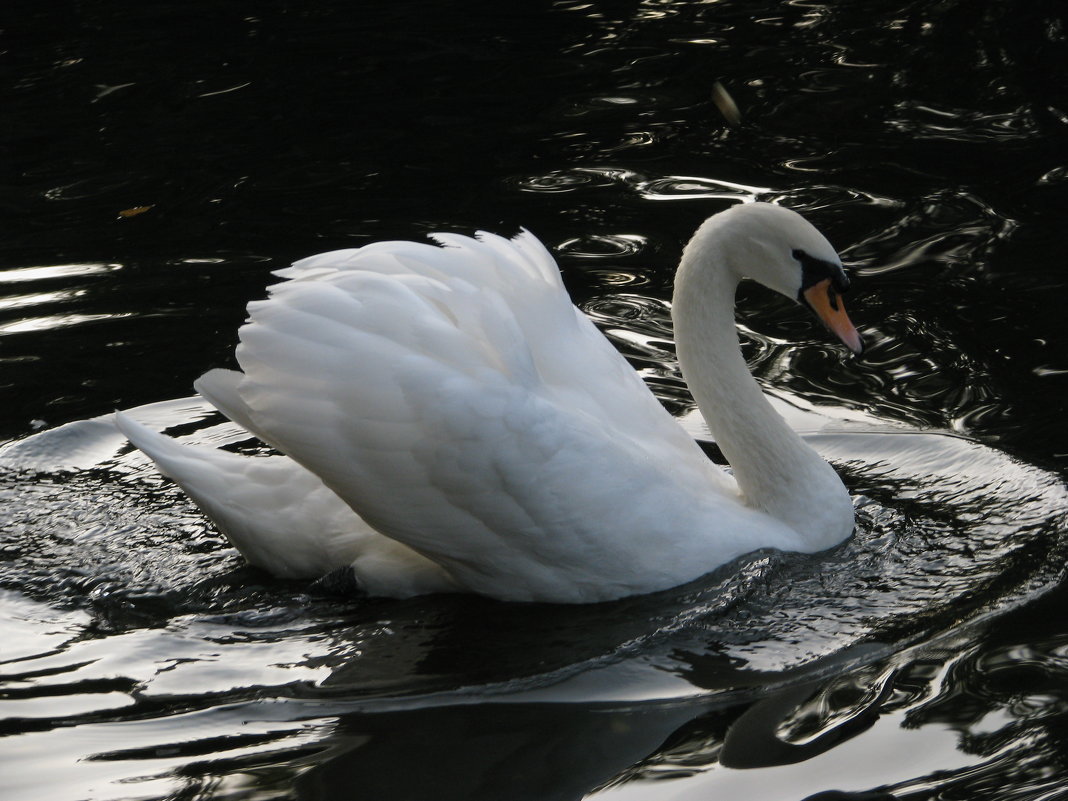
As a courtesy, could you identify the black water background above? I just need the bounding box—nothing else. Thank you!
[4,2,1068,800]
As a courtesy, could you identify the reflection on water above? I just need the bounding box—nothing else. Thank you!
[0,263,120,283]
[3,0,1068,799]
[0,263,123,336]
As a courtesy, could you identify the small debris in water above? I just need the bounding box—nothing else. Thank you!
[118,205,154,219]
[712,81,742,126]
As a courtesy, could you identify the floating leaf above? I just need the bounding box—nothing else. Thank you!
[118,205,154,219]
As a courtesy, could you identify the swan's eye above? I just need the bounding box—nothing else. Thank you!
[794,249,850,299]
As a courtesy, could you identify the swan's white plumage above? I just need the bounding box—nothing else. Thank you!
[119,205,858,603]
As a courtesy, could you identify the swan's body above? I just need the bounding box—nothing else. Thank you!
[117,202,863,603]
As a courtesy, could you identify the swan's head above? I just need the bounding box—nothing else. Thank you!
[699,202,864,354]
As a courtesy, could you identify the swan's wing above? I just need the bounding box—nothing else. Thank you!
[275,230,729,467]
[225,232,740,602]
[114,413,455,596]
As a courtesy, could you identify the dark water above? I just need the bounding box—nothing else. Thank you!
[3,2,1068,799]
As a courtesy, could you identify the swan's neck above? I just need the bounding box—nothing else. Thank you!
[672,226,852,549]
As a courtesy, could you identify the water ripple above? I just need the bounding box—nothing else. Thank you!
[637,175,768,201]
[557,233,646,258]
[844,189,1016,277]
[888,102,1039,143]
[511,167,638,193]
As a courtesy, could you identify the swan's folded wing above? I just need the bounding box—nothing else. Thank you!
[229,233,739,602]
[272,231,719,467]
[194,368,258,434]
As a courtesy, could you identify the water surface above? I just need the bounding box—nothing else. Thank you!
[3,2,1068,800]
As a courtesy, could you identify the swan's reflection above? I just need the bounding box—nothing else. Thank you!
[296,700,700,801]
[289,594,1068,801]
[289,644,904,801]
[718,674,893,770]
[292,693,901,801]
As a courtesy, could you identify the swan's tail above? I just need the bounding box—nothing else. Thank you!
[114,412,456,595]
[115,411,358,578]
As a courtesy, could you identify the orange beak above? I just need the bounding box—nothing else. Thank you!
[802,279,863,355]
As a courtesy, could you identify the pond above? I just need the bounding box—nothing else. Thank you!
[3,2,1068,799]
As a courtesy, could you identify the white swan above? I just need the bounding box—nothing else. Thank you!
[116,202,863,603]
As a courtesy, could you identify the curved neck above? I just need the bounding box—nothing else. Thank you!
[672,224,849,544]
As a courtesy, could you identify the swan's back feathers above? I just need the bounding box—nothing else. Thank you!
[223,231,743,601]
